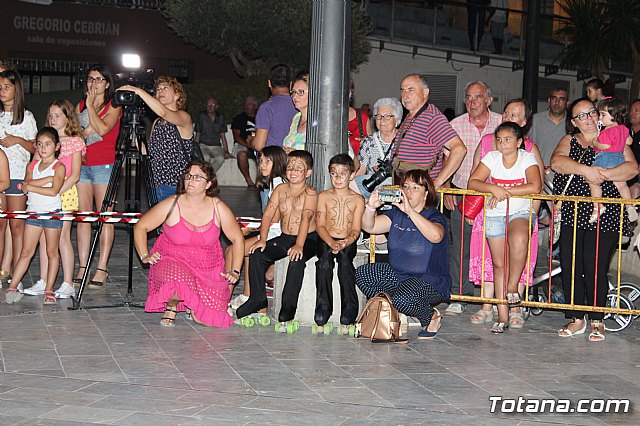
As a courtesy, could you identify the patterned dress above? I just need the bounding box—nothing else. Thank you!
[282,112,306,151]
[148,120,193,188]
[58,136,87,211]
[146,199,233,328]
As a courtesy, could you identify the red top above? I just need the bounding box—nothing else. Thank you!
[79,99,121,166]
[348,109,370,156]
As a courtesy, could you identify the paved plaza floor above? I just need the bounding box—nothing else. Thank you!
[0,187,638,425]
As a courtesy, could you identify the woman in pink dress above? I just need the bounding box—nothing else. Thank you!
[134,161,245,327]
[467,99,545,328]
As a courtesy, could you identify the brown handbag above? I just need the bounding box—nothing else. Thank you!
[392,154,441,184]
[355,292,403,342]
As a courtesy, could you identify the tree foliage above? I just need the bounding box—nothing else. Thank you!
[163,0,372,77]
[555,0,609,78]
[556,0,640,99]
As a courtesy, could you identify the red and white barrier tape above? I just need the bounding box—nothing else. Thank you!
[0,211,265,227]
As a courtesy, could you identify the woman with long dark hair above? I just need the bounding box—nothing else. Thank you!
[75,64,122,287]
[0,69,37,286]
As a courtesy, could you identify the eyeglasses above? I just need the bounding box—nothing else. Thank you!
[374,114,395,121]
[183,173,207,182]
[573,109,598,121]
[87,76,106,83]
[290,89,308,97]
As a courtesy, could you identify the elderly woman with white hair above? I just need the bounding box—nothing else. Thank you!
[351,97,403,198]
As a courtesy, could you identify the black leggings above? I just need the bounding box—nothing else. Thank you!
[236,232,317,322]
[559,226,617,321]
[314,238,358,326]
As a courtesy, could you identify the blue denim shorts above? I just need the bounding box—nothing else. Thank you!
[25,210,64,229]
[593,152,624,169]
[485,211,536,239]
[80,164,113,185]
[5,179,24,196]
[155,185,177,203]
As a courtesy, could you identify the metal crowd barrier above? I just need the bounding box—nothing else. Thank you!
[437,188,640,318]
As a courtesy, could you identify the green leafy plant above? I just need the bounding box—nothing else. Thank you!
[163,0,372,77]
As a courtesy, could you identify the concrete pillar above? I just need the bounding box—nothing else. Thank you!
[306,0,351,191]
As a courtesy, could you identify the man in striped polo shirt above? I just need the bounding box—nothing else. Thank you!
[395,74,466,190]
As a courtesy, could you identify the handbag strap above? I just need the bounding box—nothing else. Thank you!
[357,108,365,139]
[163,195,180,224]
[392,101,430,161]
[558,146,588,197]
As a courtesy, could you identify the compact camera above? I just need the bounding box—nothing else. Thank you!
[378,185,401,203]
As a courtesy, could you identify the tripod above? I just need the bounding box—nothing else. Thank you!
[70,103,157,310]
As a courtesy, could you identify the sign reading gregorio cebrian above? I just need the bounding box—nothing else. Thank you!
[13,15,120,36]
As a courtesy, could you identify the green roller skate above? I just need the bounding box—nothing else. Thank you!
[239,314,271,328]
[338,324,356,337]
[311,323,333,335]
[275,320,300,334]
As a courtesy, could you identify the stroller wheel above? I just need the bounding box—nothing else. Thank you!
[530,292,547,316]
[604,292,634,333]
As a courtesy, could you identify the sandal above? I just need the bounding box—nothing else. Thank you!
[0,270,11,287]
[161,307,178,327]
[470,309,494,324]
[417,309,442,339]
[588,320,605,342]
[508,310,525,329]
[72,265,86,285]
[43,291,57,305]
[506,292,521,308]
[558,318,587,337]
[491,322,509,333]
[89,268,109,288]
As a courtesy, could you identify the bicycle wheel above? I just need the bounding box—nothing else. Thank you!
[603,293,634,333]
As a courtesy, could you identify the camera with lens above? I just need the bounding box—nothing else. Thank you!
[113,69,155,108]
[363,158,393,193]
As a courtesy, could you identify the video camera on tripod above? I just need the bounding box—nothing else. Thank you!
[113,68,155,108]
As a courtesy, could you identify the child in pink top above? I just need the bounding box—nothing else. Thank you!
[25,100,87,299]
[589,98,635,223]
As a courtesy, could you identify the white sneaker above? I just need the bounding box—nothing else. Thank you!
[229,294,249,310]
[445,302,466,316]
[24,279,46,296]
[55,282,76,299]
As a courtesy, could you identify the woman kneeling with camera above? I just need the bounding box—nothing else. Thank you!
[355,169,451,339]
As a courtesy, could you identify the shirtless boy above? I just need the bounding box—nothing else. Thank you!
[314,154,364,333]
[236,150,318,323]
